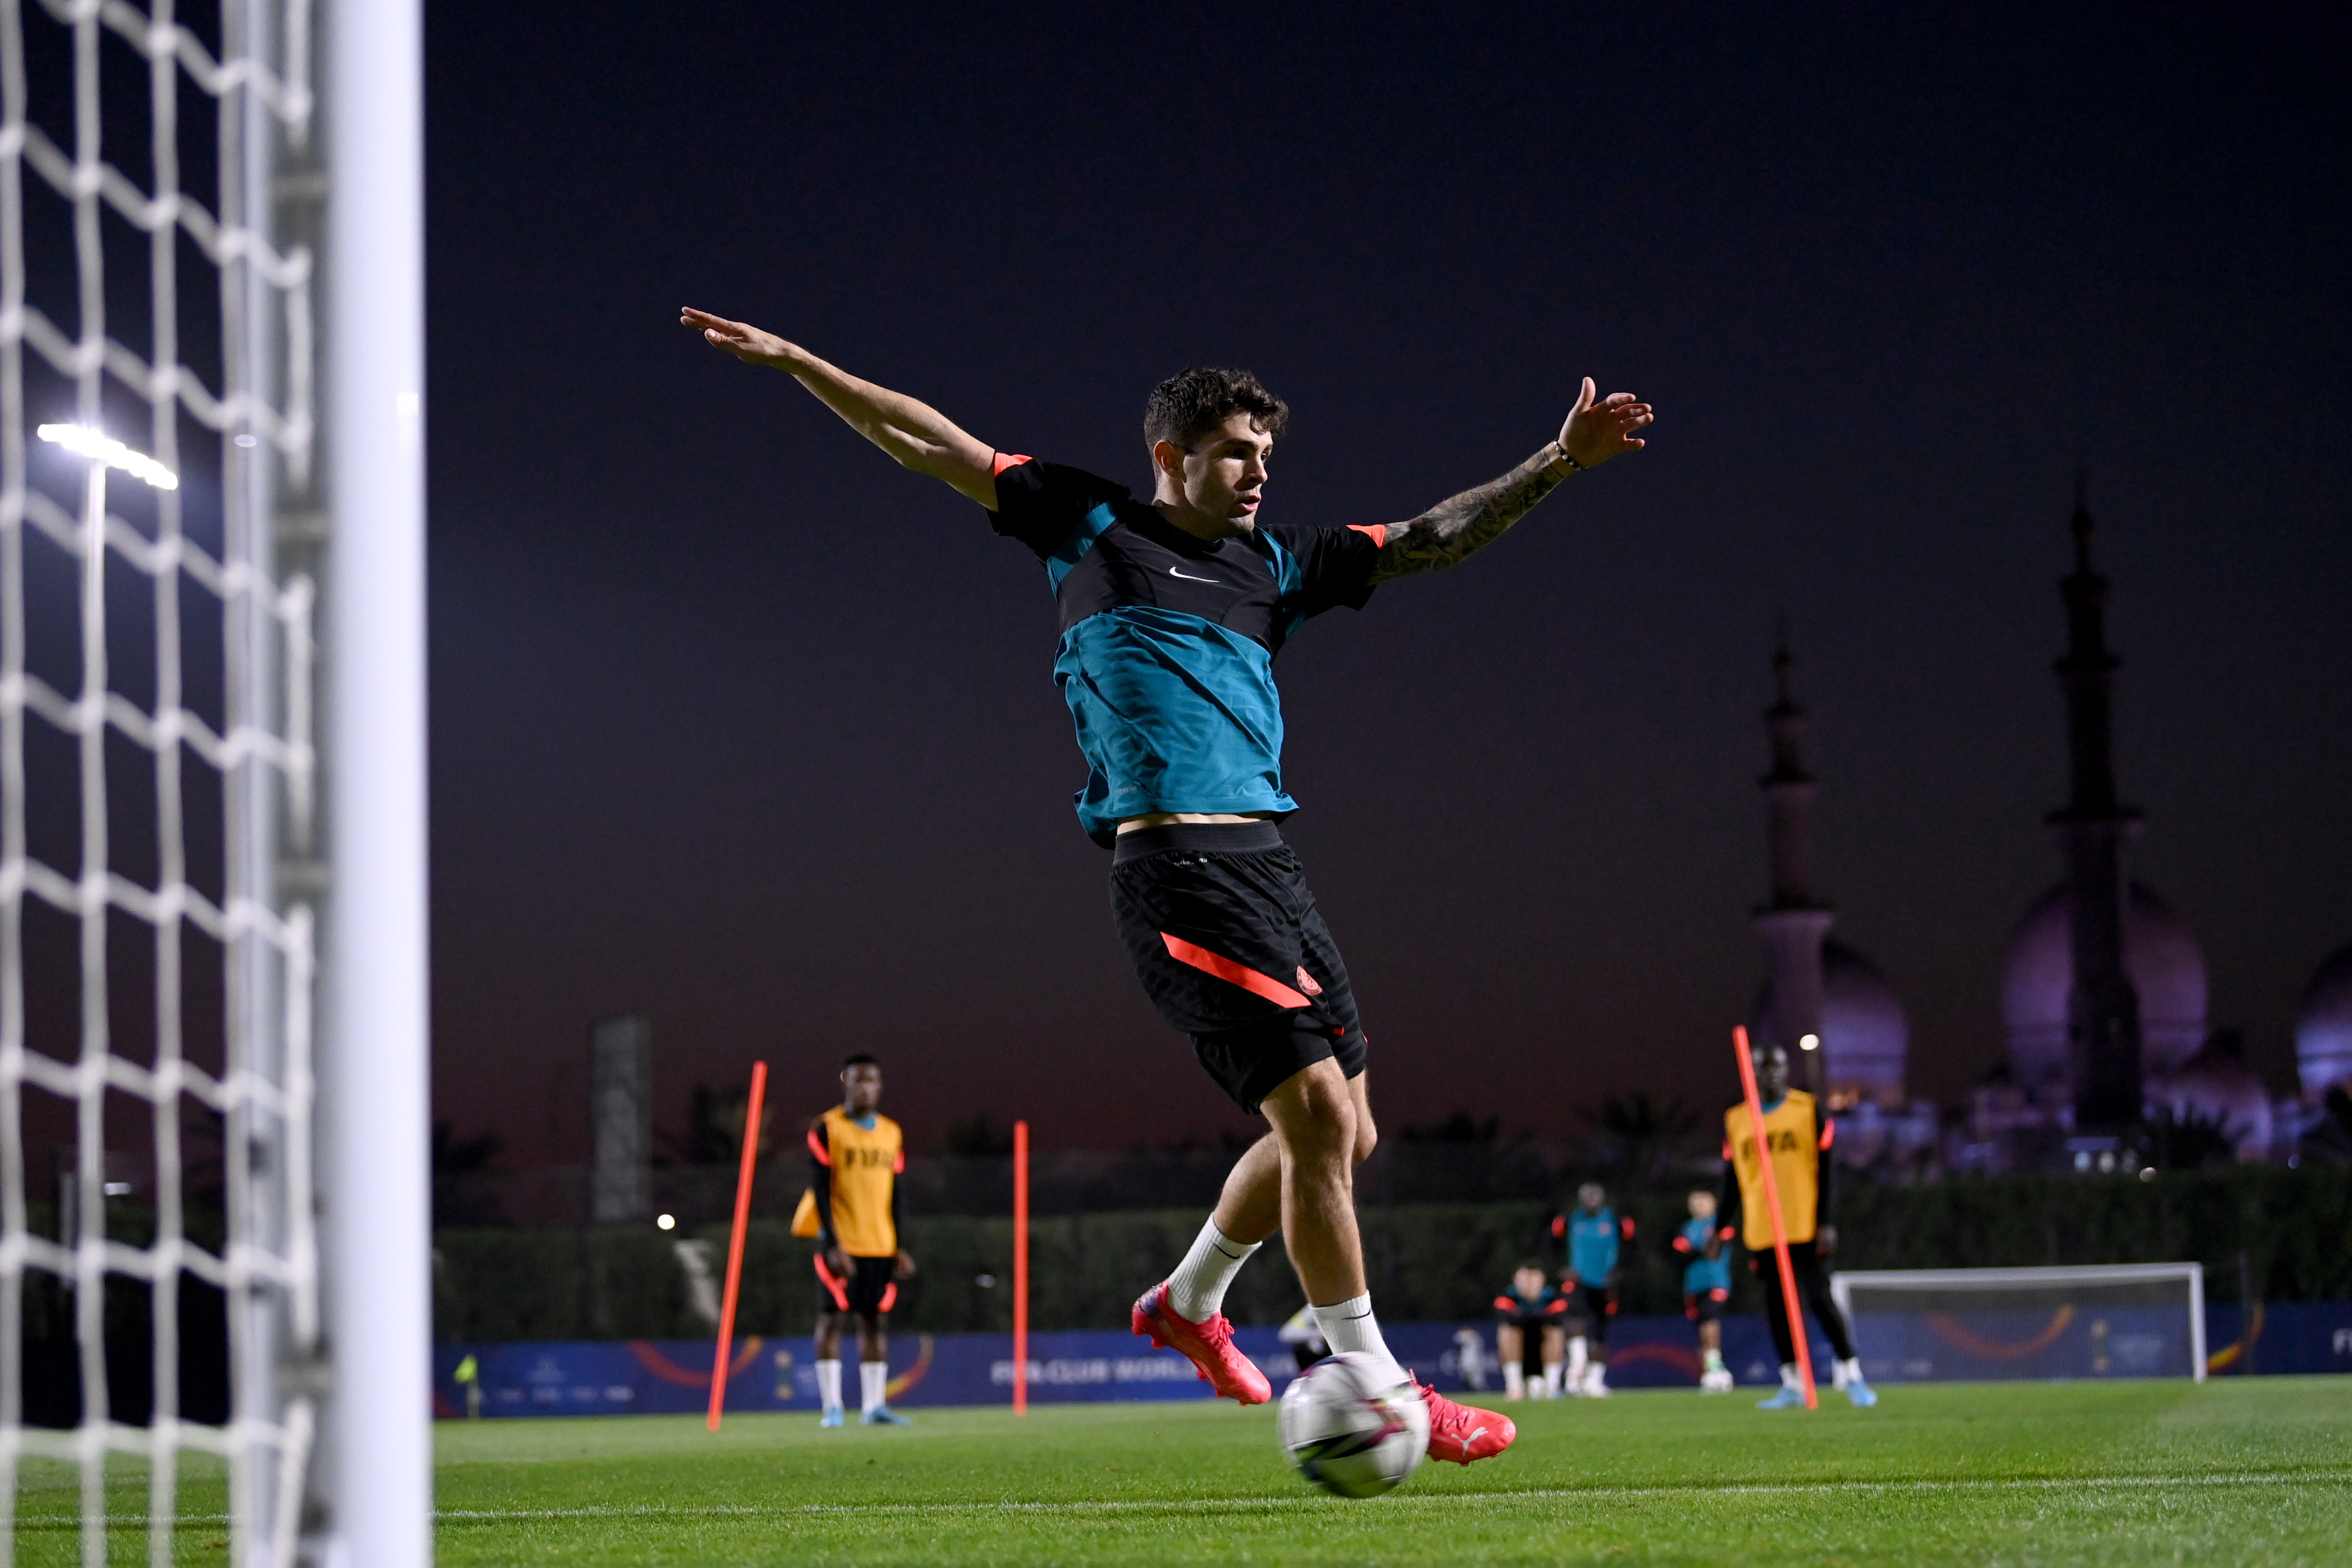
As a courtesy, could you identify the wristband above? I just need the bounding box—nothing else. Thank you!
[1551,441,1582,473]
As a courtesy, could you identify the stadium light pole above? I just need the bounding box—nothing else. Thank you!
[317,0,431,1560]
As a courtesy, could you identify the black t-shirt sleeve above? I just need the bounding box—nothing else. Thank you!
[1265,523,1385,618]
[985,457,1132,560]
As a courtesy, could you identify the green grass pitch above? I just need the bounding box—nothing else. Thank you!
[15,1379,2350,1564]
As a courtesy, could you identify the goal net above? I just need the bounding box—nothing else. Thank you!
[1831,1264,2207,1384]
[0,1,425,1563]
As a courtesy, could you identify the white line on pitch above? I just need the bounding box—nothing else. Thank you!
[432,1471,2352,1523]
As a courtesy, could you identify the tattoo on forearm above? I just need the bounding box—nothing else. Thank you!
[1366,446,1568,583]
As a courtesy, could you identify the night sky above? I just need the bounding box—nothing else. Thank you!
[424,3,2349,1162]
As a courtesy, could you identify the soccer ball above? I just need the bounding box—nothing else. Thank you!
[1277,1353,1429,1498]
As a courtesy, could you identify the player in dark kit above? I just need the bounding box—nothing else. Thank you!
[1492,1260,1568,1400]
[1674,1188,1737,1392]
[790,1054,916,1426]
[684,304,1652,1466]
[1554,1181,1633,1396]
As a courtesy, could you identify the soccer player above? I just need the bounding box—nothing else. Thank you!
[1492,1260,1568,1400]
[792,1053,917,1426]
[1673,1189,1736,1392]
[684,305,1652,1465]
[1554,1182,1632,1396]
[1718,1040,1876,1409]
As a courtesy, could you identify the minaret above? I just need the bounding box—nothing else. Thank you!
[1753,634,1835,1098]
[2050,490,2144,1130]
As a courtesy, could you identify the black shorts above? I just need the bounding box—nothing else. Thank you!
[1567,1282,1617,1341]
[814,1253,898,1317]
[1110,822,1367,1113]
[1685,1287,1729,1323]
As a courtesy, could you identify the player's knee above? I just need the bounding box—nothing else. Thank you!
[1350,1112,1377,1166]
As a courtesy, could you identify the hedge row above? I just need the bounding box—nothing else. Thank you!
[431,1164,2352,1342]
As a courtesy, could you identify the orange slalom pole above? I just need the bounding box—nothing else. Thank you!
[1012,1119,1029,1416]
[1732,1026,1817,1409]
[708,1059,768,1431]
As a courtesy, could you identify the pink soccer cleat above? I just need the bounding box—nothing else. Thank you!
[1132,1282,1272,1405]
[1416,1378,1517,1465]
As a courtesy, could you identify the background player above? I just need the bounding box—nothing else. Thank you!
[1556,1182,1632,1396]
[1492,1260,1568,1400]
[1719,1040,1876,1409]
[791,1053,917,1426]
[1673,1189,1736,1392]
[683,304,1652,1467]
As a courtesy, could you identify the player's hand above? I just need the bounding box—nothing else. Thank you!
[894,1250,917,1280]
[681,306,800,369]
[1816,1225,1838,1260]
[1558,376,1653,468]
[824,1246,849,1278]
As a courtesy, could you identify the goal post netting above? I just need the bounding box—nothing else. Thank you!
[0,0,426,1562]
[1831,1264,2208,1384]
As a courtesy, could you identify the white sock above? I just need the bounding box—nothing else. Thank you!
[1503,1363,1525,1399]
[1840,1356,1863,1385]
[816,1358,843,1413]
[1567,1336,1588,1377]
[1167,1219,1261,1322]
[1312,1295,1405,1385]
[1544,1361,1564,1396]
[1781,1362,1802,1390]
[860,1359,888,1414]
[1703,1348,1725,1372]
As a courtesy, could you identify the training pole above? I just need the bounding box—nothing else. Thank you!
[708,1059,769,1430]
[1013,1119,1030,1415]
[1732,1026,1817,1409]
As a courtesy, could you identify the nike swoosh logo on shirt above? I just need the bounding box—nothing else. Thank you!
[1168,566,1221,583]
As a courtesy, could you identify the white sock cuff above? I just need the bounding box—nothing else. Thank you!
[1312,1294,1405,1384]
[1168,1219,1263,1321]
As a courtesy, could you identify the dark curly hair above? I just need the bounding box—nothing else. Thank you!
[1143,366,1289,452]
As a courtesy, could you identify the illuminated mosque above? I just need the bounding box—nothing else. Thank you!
[1745,496,2342,1169]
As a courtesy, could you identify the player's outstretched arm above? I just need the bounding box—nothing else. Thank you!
[681,307,1000,508]
[1367,376,1652,584]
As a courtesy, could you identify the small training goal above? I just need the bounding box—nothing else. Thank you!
[1830,1263,2206,1383]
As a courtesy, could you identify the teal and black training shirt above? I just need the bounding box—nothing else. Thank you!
[985,455,1384,846]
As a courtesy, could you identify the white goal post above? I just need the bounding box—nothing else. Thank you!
[0,0,426,1563]
[1831,1264,2207,1385]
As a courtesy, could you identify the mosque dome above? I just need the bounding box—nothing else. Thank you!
[1820,940,1909,1108]
[2002,880,2208,1091]
[2296,945,2352,1101]
[1751,938,1910,1110]
[2149,1030,2273,1162]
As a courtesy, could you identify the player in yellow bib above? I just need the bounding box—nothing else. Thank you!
[791,1053,916,1426]
[1715,1040,1875,1408]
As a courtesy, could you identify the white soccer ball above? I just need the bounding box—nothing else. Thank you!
[1277,1353,1429,1498]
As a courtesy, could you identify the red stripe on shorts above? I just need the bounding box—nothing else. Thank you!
[1159,933,1312,1009]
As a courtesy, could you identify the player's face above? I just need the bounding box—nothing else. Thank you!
[841,1062,882,1114]
[1175,414,1272,532]
[1756,1046,1789,1100]
[1689,1192,1715,1218]
[1578,1183,1604,1211]
[1514,1266,1546,1296]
